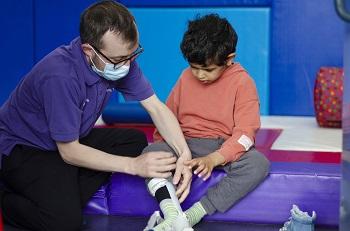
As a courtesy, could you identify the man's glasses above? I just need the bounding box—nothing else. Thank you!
[91,44,144,70]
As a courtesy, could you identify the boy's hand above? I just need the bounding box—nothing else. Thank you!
[173,155,192,203]
[184,152,225,181]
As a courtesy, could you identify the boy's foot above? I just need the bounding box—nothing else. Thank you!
[144,211,164,231]
[152,212,192,231]
[171,212,192,231]
[184,202,207,227]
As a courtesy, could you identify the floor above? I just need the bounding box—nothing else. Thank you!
[260,116,342,152]
[4,215,339,231]
[98,115,343,153]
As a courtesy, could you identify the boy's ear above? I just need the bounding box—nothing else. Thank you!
[226,53,236,66]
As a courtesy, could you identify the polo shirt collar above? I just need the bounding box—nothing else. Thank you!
[73,37,101,86]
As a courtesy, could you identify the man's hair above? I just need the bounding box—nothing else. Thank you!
[180,14,238,66]
[80,0,137,49]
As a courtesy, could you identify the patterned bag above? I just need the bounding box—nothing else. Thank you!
[314,67,343,128]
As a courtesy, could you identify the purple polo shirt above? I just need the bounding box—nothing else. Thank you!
[0,37,154,162]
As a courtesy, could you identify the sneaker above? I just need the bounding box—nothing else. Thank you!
[147,212,193,231]
[144,211,164,231]
[171,212,192,231]
[280,205,316,231]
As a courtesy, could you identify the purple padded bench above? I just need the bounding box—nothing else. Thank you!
[84,128,341,226]
[84,159,340,226]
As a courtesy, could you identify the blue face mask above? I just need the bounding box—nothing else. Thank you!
[90,51,130,81]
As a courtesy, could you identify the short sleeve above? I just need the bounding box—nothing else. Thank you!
[114,61,154,101]
[39,76,82,142]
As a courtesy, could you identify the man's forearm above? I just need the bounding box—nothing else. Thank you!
[150,103,191,159]
[141,95,191,159]
[57,141,135,173]
[57,140,177,178]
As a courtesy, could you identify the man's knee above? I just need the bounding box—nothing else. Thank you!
[131,129,149,152]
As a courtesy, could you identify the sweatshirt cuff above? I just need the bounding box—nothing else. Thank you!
[217,142,247,163]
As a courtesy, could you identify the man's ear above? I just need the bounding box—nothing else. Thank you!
[81,44,94,58]
[226,53,236,66]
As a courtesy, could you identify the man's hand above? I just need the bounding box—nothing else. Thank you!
[173,155,192,203]
[130,151,177,178]
[184,152,225,181]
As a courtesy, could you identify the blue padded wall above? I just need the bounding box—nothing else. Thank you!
[0,1,34,105]
[119,0,271,7]
[3,0,344,120]
[116,7,270,115]
[34,0,96,62]
[270,0,345,116]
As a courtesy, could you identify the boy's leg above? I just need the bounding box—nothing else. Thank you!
[183,138,221,226]
[199,148,270,215]
[142,142,190,231]
[183,138,270,226]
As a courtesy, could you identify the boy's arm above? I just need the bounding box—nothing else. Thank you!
[141,94,192,202]
[185,151,225,180]
[217,77,260,163]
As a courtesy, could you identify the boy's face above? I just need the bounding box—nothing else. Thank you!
[189,63,228,84]
[189,53,235,84]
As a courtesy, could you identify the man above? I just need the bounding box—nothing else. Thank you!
[0,1,191,230]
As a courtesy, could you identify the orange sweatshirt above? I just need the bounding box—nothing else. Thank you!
[154,63,260,162]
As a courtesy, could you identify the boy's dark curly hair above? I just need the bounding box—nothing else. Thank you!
[180,14,238,66]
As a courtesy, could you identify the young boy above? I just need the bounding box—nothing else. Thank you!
[143,14,270,231]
